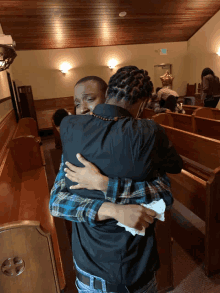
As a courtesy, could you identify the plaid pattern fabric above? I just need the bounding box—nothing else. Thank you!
[49,154,173,227]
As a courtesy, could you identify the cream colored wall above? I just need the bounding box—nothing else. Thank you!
[187,9,220,85]
[11,41,188,100]
[0,24,14,123]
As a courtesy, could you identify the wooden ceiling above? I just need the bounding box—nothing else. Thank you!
[1,0,220,51]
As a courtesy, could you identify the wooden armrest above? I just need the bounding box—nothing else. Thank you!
[20,168,66,290]
[9,136,44,172]
[181,155,213,181]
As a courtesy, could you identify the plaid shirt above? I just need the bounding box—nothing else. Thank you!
[49,154,173,228]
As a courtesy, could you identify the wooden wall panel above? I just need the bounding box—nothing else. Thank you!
[0,110,17,166]
[34,97,74,111]
[34,97,75,130]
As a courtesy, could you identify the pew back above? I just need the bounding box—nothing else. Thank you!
[194,116,220,141]
[0,124,65,291]
[153,113,195,133]
[14,117,39,138]
[140,109,155,119]
[156,125,220,276]
[153,112,220,142]
[193,107,220,120]
[162,125,220,170]
[182,105,201,115]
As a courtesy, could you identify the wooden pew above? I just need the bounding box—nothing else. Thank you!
[0,129,66,292]
[153,113,195,133]
[193,107,220,120]
[140,108,155,119]
[182,105,202,115]
[34,97,75,131]
[153,112,220,141]
[14,117,39,137]
[155,211,173,293]
[149,124,220,277]
[14,117,46,165]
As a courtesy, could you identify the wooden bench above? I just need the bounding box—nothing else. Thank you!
[155,211,173,293]
[0,123,66,292]
[140,108,155,119]
[152,112,220,141]
[182,105,202,115]
[193,107,220,120]
[34,97,75,131]
[147,123,220,277]
[14,117,46,165]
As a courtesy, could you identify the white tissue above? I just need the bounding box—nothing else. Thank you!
[117,199,166,236]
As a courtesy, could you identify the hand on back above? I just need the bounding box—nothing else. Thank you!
[64,154,108,192]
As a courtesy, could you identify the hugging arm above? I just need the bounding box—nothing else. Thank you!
[49,154,173,228]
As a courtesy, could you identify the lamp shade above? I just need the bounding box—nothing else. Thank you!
[0,44,17,71]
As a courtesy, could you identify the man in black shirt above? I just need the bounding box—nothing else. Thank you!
[60,66,182,292]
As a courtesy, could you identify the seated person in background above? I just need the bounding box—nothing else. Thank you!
[146,87,162,109]
[157,87,179,101]
[52,108,71,149]
[159,95,185,114]
[52,108,71,130]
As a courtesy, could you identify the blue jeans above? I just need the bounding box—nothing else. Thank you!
[74,260,158,293]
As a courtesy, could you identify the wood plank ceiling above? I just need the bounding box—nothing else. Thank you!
[1,0,220,51]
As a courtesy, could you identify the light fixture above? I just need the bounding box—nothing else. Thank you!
[108,59,117,70]
[217,48,220,56]
[60,62,72,74]
[119,12,127,17]
[0,34,17,72]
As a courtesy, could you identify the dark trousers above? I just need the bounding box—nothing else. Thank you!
[204,95,220,108]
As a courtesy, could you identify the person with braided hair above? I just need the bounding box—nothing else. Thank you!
[50,67,182,293]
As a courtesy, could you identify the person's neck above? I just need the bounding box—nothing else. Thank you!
[105,98,146,118]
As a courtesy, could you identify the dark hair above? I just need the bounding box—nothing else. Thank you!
[156,87,162,94]
[163,95,177,112]
[201,68,215,80]
[106,66,153,105]
[75,76,108,94]
[52,108,69,127]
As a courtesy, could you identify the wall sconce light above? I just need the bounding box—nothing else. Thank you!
[60,62,72,74]
[217,48,220,56]
[0,34,17,72]
[108,59,117,70]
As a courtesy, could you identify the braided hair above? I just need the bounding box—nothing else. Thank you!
[106,66,153,105]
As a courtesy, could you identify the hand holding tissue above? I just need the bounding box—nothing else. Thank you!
[117,199,166,236]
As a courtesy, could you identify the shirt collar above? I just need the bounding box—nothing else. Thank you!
[93,104,132,119]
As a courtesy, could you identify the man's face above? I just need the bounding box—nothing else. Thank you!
[74,80,106,115]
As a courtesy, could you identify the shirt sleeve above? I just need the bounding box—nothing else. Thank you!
[105,174,173,210]
[49,155,174,227]
[49,154,105,227]
[153,102,167,114]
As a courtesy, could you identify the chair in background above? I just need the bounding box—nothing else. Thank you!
[184,83,196,105]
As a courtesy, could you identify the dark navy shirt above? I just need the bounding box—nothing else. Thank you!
[60,104,182,286]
